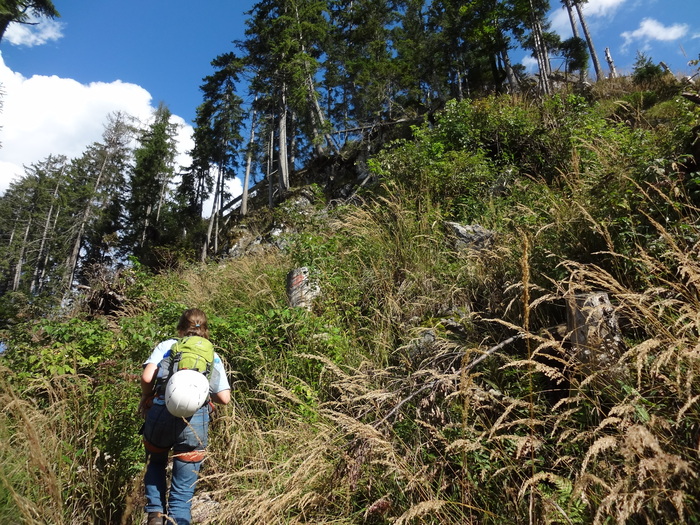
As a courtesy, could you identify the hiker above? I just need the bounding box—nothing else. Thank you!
[139,308,231,525]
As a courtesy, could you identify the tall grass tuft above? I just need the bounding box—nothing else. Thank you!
[0,368,143,524]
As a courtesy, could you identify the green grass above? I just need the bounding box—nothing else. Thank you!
[3,77,700,523]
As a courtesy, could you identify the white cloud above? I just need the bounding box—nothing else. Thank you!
[172,116,195,172]
[0,53,195,196]
[621,18,689,50]
[550,0,627,36]
[580,0,628,18]
[521,55,539,73]
[4,15,64,47]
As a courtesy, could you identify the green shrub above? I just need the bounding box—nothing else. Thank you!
[632,52,665,85]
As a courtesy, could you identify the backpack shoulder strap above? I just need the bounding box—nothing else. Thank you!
[162,340,181,386]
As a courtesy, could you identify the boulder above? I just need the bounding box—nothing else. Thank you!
[444,222,495,251]
[286,267,321,309]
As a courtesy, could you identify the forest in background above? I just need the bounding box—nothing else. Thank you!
[3,1,700,524]
[0,0,625,306]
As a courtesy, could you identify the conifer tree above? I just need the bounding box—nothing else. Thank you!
[0,155,67,296]
[393,0,433,107]
[30,161,64,294]
[569,0,603,81]
[513,0,556,93]
[240,103,258,217]
[65,112,132,288]
[243,0,333,199]
[326,0,397,127]
[190,52,245,260]
[124,103,178,265]
[0,0,59,43]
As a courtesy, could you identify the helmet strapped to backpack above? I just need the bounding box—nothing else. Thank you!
[160,336,215,417]
[165,369,210,417]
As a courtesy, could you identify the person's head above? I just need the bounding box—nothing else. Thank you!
[176,308,209,339]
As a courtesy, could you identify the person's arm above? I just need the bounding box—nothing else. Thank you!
[209,353,231,405]
[211,389,230,405]
[141,363,158,394]
[138,363,158,418]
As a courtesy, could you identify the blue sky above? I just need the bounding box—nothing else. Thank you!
[1,2,256,124]
[0,0,698,196]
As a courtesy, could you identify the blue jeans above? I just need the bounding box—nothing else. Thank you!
[143,403,209,525]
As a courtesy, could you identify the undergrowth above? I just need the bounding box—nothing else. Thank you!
[2,78,700,524]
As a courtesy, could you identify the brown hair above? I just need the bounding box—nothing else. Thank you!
[176,308,209,339]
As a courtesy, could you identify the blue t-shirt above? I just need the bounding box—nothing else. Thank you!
[144,338,231,404]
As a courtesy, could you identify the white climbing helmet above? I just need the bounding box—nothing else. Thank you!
[164,369,210,418]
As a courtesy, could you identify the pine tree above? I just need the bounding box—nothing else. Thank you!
[29,162,64,294]
[393,0,433,108]
[509,0,555,94]
[426,0,508,99]
[570,0,603,81]
[191,52,245,260]
[326,0,397,127]
[65,112,132,289]
[240,103,258,217]
[125,103,178,265]
[0,0,59,43]
[243,0,333,198]
[0,155,67,296]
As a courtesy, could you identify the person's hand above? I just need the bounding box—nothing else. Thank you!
[138,394,154,419]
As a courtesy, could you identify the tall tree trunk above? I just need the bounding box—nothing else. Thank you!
[308,71,340,154]
[562,0,586,82]
[501,51,519,93]
[527,0,551,93]
[605,47,617,78]
[31,167,64,294]
[214,167,223,254]
[201,164,222,262]
[531,18,551,94]
[195,168,207,216]
[12,216,32,292]
[290,111,298,176]
[36,205,61,294]
[562,0,580,39]
[455,68,464,101]
[2,220,17,293]
[278,82,290,195]
[490,53,502,94]
[292,2,339,155]
[574,0,603,81]
[301,63,339,154]
[155,169,170,222]
[139,204,152,248]
[267,127,275,209]
[241,105,257,217]
[64,152,110,294]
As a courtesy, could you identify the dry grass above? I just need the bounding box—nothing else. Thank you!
[200,387,352,524]
[0,370,141,524]
[6,138,700,524]
[193,175,700,524]
[179,251,291,314]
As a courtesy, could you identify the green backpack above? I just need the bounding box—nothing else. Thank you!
[166,336,215,379]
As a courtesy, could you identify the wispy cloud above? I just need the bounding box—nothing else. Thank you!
[581,0,628,18]
[621,18,689,50]
[4,16,64,47]
[550,0,627,37]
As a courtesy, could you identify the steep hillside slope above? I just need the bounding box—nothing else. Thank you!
[2,77,700,524]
